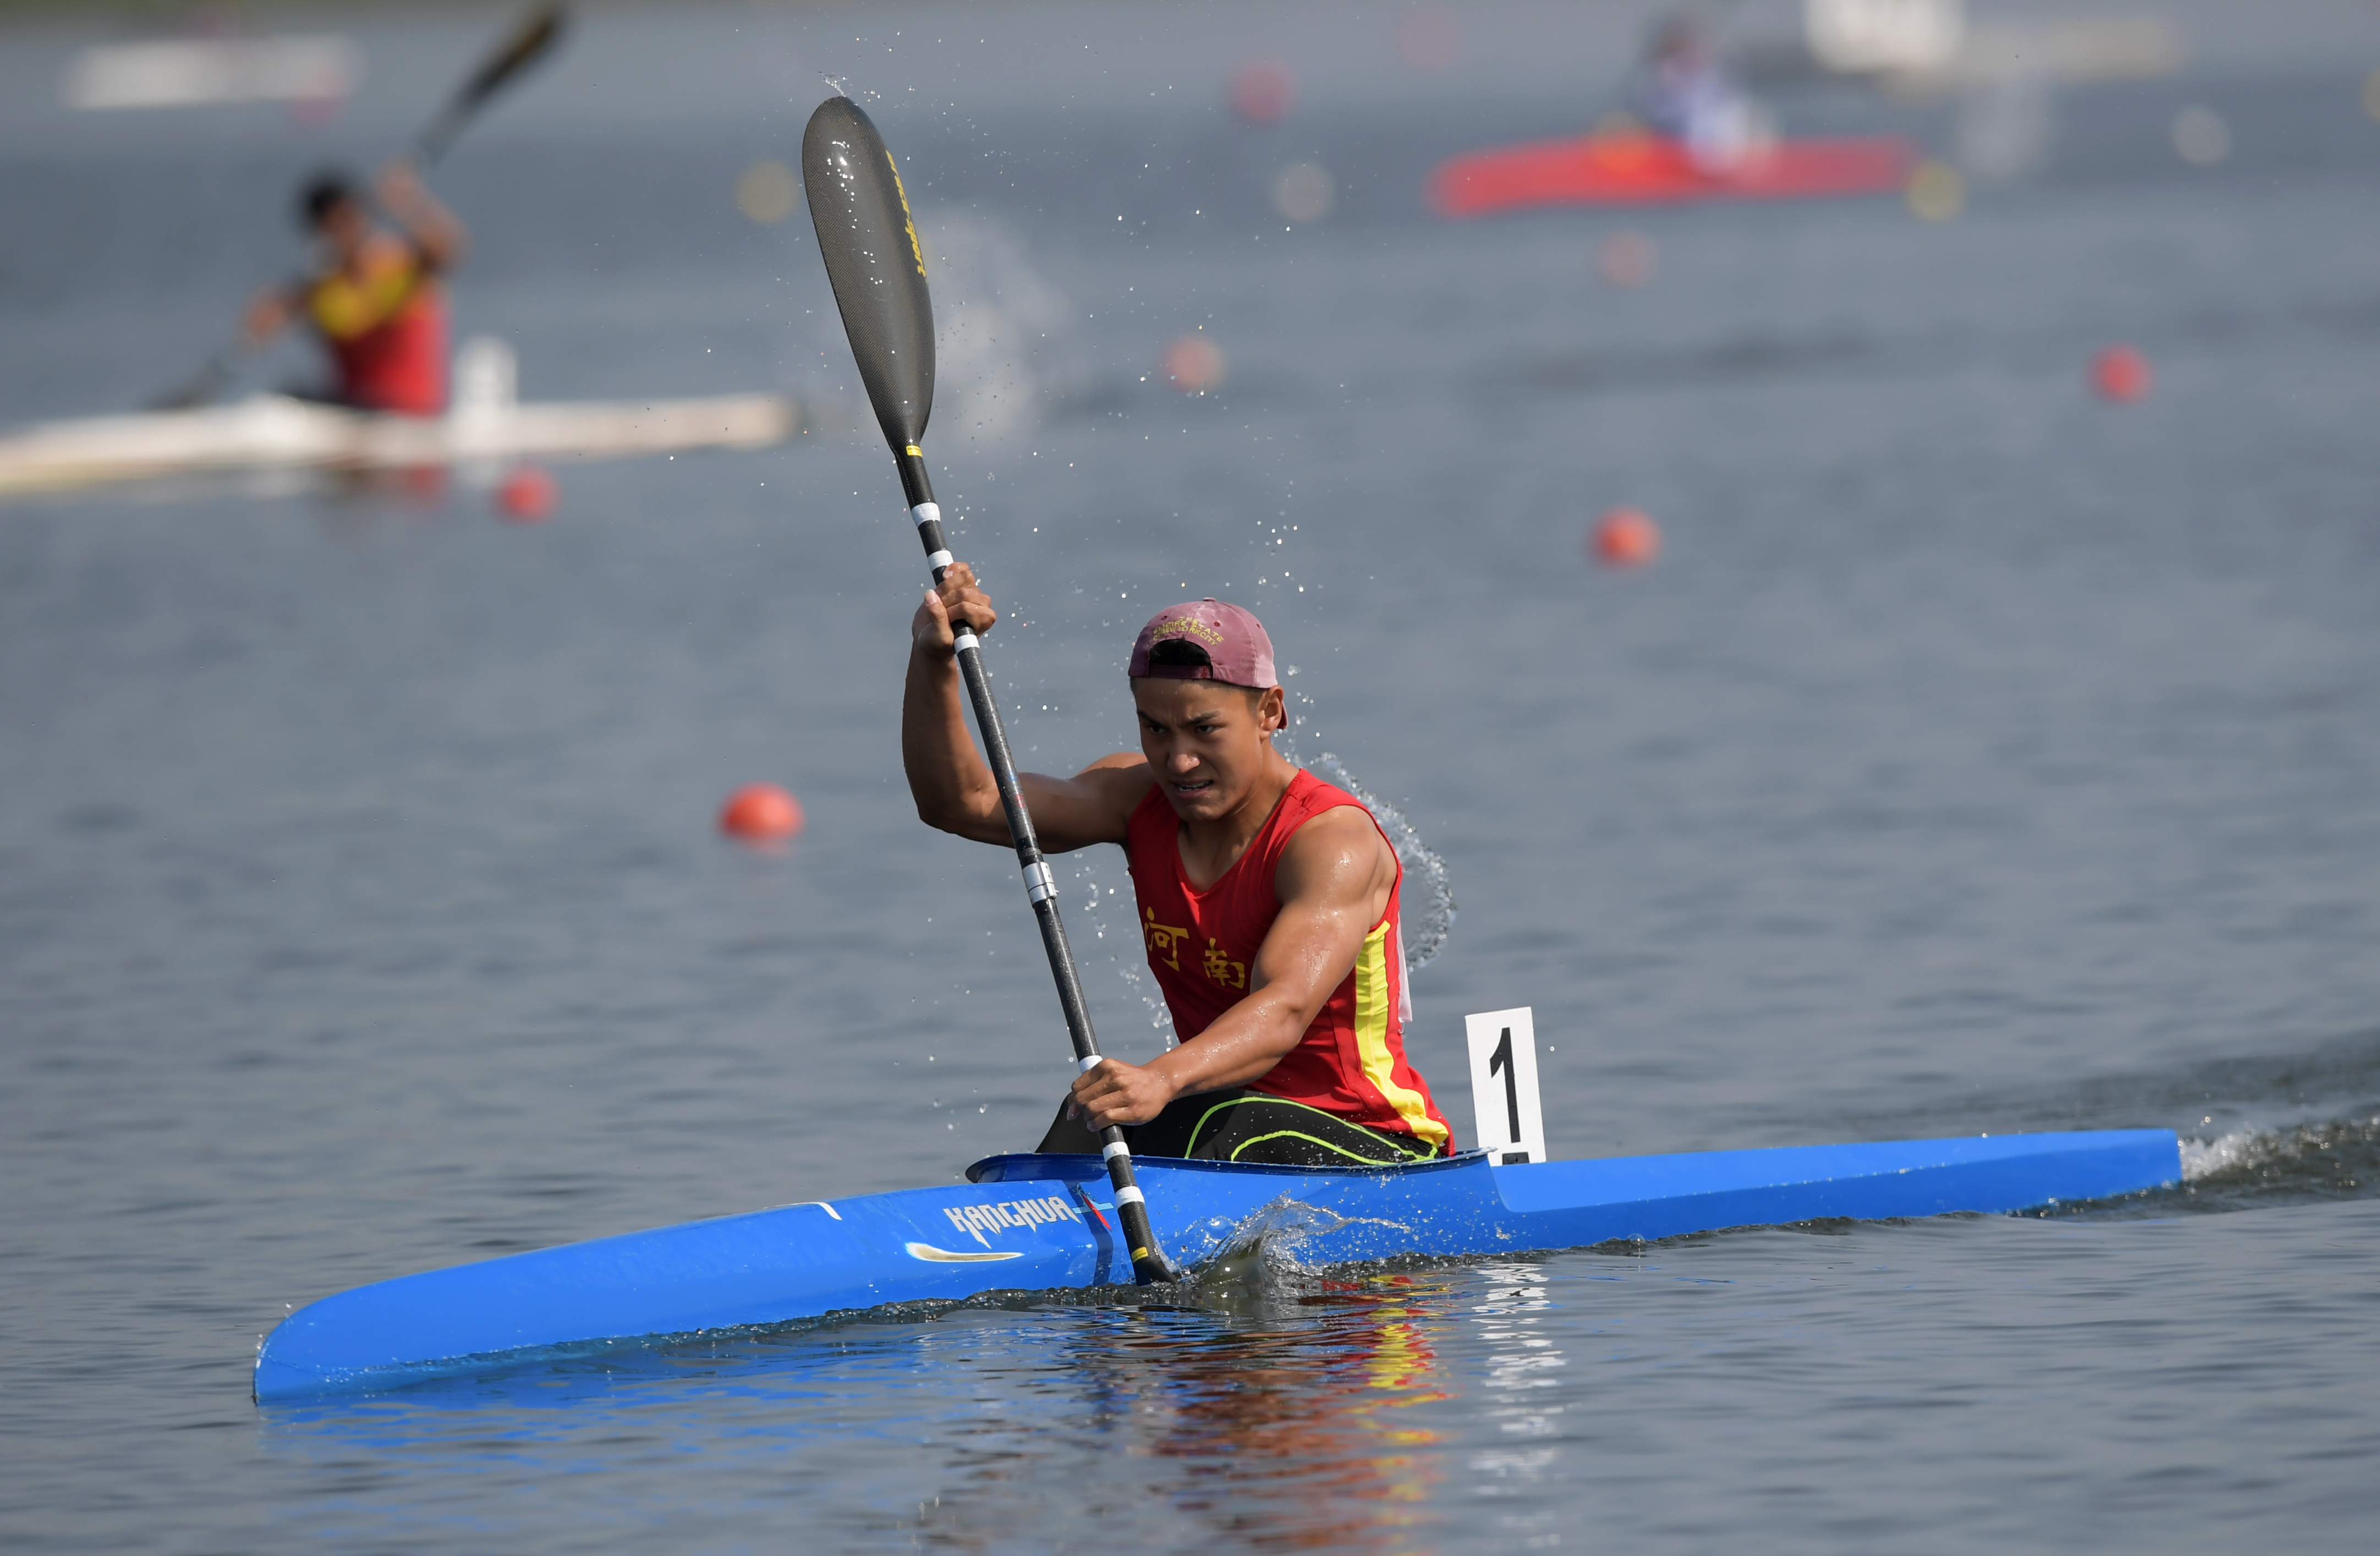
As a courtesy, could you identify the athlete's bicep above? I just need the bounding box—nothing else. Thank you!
[1249,810,1395,1013]
[1018,755,1151,852]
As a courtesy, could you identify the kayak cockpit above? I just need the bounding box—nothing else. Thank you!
[964,1148,1494,1185]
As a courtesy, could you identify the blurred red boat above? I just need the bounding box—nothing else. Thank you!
[1430,129,1918,217]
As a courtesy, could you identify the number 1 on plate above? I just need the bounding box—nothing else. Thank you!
[1463,1007,1547,1165]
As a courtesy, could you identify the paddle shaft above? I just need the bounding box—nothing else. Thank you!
[896,448,1181,1284]
[800,94,1178,1283]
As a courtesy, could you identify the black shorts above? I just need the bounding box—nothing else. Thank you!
[1036,1087,1446,1169]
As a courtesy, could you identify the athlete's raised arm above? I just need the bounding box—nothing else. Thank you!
[376,160,468,273]
[902,561,1151,851]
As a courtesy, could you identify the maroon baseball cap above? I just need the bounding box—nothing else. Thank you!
[1128,599,1277,689]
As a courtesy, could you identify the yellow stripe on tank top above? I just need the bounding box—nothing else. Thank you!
[1353,922,1450,1150]
[310,254,420,341]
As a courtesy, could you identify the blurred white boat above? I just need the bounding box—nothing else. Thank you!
[0,340,799,499]
[1802,0,2181,88]
[63,35,359,111]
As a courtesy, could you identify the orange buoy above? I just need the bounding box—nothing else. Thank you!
[496,463,557,522]
[719,784,804,845]
[1230,57,1295,125]
[1161,333,1227,395]
[2091,344,2152,403]
[1592,508,1660,567]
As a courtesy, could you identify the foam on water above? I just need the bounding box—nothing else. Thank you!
[2178,1114,2380,1204]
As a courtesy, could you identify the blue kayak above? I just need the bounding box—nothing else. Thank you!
[253,1128,2180,1401]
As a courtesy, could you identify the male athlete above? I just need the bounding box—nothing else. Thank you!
[904,564,1453,1168]
[241,161,467,415]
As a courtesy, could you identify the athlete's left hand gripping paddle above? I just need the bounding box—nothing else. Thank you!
[801,95,1182,1286]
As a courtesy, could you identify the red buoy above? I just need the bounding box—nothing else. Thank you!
[1161,334,1227,395]
[2091,344,2152,403]
[719,784,804,845]
[1230,58,1296,125]
[1592,508,1661,567]
[496,463,557,522]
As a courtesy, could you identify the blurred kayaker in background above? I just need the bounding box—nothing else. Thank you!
[904,566,1455,1169]
[1628,15,1771,173]
[240,161,468,416]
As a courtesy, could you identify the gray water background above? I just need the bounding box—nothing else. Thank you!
[2,1,2377,1549]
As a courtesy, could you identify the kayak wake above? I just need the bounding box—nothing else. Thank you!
[2176,1115,2380,1209]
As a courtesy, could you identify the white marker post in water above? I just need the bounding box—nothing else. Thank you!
[1464,1007,1547,1165]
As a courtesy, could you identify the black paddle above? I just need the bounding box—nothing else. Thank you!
[153,4,570,411]
[413,3,569,169]
[800,94,1183,1287]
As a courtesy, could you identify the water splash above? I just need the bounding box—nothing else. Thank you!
[1275,710,1456,974]
[1186,1196,1414,1313]
[913,211,1077,448]
[2180,1115,2380,1201]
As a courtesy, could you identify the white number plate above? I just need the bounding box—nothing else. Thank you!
[1463,1007,1547,1166]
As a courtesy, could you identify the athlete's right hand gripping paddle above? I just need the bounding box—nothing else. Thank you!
[800,95,1182,1285]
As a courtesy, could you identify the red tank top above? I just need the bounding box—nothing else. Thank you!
[1125,768,1452,1152]
[308,246,448,415]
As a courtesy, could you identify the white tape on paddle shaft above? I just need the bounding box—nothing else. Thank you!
[1102,1140,1130,1162]
[1021,860,1056,904]
[1463,1006,1549,1166]
[911,502,940,529]
[952,629,980,653]
[1112,1185,1146,1208]
[1076,1054,1105,1074]
[925,550,954,572]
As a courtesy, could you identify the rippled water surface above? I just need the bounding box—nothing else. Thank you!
[3,2,2378,1550]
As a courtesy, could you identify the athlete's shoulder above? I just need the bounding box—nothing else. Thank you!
[1276,801,1395,891]
[1279,770,1380,832]
[1284,799,1386,848]
[1074,752,1160,826]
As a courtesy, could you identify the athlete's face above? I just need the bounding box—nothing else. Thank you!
[314,198,370,263]
[1133,678,1286,823]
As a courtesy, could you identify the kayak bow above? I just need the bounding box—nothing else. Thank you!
[253,1128,2180,1401]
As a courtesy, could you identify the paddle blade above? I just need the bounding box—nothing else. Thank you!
[419,3,568,165]
[458,4,567,113]
[802,96,935,454]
